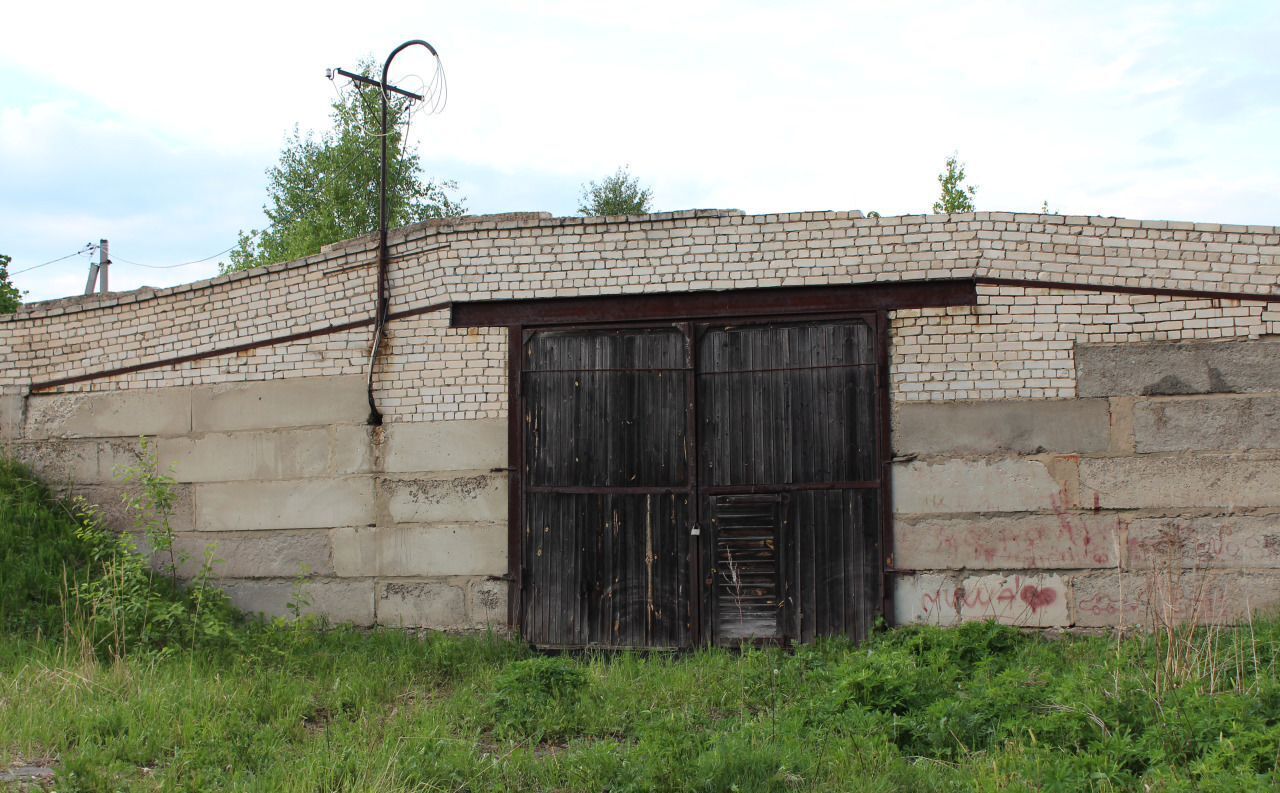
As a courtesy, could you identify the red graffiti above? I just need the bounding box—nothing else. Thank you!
[1077,592,1120,616]
[1019,585,1057,612]
[918,575,1060,621]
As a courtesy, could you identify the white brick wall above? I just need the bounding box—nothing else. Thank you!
[3,210,1277,416]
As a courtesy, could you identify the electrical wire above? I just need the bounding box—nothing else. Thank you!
[112,245,236,270]
[329,54,447,141]
[10,244,96,275]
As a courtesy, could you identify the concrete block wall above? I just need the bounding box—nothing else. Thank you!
[890,337,1280,630]
[5,375,508,630]
[2,209,1278,633]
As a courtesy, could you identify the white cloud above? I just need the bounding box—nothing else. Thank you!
[2,0,1278,301]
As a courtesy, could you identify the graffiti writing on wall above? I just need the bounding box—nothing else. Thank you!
[915,574,1064,626]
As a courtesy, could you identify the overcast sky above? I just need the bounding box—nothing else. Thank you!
[3,0,1278,303]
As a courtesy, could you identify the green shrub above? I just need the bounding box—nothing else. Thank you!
[490,656,589,742]
[0,457,90,635]
[1,442,240,657]
[67,439,240,658]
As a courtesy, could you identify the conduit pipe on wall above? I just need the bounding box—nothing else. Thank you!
[365,38,441,426]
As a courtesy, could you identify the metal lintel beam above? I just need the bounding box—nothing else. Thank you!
[450,279,978,328]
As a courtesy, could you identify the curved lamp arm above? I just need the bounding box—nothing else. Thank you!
[369,38,440,426]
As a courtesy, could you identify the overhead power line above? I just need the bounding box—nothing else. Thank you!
[11,244,96,275]
[112,245,236,270]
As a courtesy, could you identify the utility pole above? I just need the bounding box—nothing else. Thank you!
[83,239,109,295]
[331,40,444,426]
[99,239,109,293]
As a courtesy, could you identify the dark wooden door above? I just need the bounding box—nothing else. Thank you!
[521,327,694,648]
[697,319,882,643]
[518,317,883,648]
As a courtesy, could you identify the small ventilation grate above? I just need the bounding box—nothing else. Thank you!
[712,495,782,641]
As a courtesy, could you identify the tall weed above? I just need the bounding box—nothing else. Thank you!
[60,438,239,658]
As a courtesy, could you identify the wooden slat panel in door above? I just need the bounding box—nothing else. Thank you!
[698,319,881,643]
[522,327,692,648]
[711,495,782,642]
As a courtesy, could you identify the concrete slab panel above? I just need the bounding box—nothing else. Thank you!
[1072,571,1280,628]
[1078,339,1280,397]
[894,572,1069,627]
[330,425,376,476]
[384,474,507,524]
[97,438,151,482]
[384,419,507,473]
[54,483,195,533]
[0,395,24,440]
[466,577,509,628]
[331,523,506,577]
[1079,455,1280,510]
[893,458,1067,515]
[894,512,1120,570]
[376,580,467,628]
[136,530,334,578]
[25,389,190,439]
[219,577,375,625]
[11,439,105,484]
[157,428,342,483]
[1134,395,1280,452]
[191,375,367,432]
[195,477,374,531]
[894,399,1110,456]
[1126,514,1280,569]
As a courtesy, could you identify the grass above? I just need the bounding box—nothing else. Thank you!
[2,622,1280,791]
[2,456,1279,791]
[0,457,90,637]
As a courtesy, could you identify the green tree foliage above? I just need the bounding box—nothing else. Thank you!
[932,152,977,214]
[0,254,23,314]
[223,63,465,273]
[578,166,653,216]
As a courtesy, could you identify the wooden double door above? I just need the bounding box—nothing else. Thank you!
[516,316,885,648]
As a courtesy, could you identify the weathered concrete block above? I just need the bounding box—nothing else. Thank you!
[375,580,467,628]
[893,458,1067,515]
[466,577,509,628]
[97,438,152,481]
[25,389,190,439]
[383,474,507,524]
[195,477,374,531]
[384,419,507,473]
[11,439,106,483]
[1078,339,1280,397]
[330,425,376,476]
[191,375,367,432]
[156,426,371,483]
[1079,455,1280,510]
[1126,514,1280,569]
[894,512,1120,570]
[55,483,195,533]
[894,572,1069,627]
[1134,395,1280,452]
[331,523,506,577]
[0,394,24,440]
[218,577,375,625]
[894,399,1110,456]
[136,530,334,578]
[1072,571,1280,627]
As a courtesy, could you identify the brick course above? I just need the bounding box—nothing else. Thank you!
[3,210,1277,416]
[3,208,1279,633]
